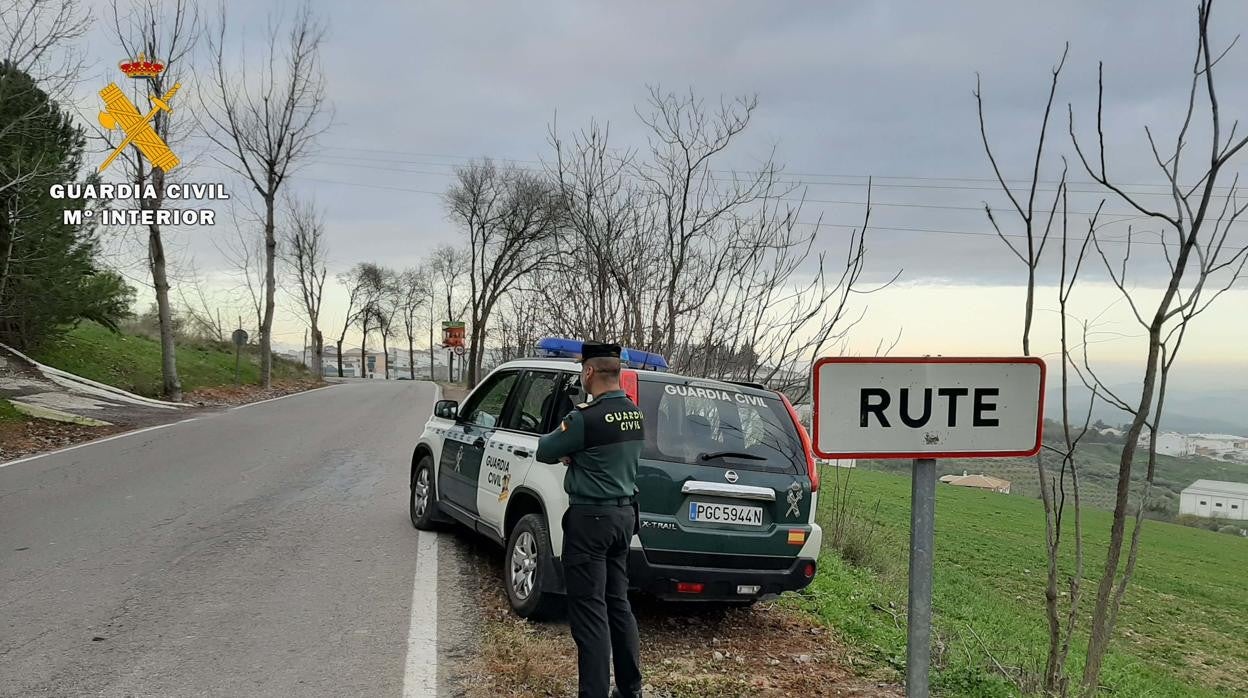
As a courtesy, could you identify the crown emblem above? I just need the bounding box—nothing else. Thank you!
[119,53,164,79]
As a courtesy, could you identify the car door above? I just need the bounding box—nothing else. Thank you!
[438,370,520,518]
[478,369,566,534]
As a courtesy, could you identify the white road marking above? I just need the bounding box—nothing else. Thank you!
[0,418,199,469]
[403,531,440,697]
[230,383,336,410]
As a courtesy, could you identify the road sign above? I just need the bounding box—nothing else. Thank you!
[811,356,1045,698]
[452,345,466,357]
[812,357,1045,460]
[232,329,249,347]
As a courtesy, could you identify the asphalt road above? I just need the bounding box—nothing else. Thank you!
[0,381,475,697]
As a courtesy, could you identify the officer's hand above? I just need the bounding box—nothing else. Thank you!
[559,456,571,465]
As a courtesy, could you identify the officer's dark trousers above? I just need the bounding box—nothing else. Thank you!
[563,504,643,698]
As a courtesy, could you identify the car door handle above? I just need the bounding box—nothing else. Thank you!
[513,449,531,459]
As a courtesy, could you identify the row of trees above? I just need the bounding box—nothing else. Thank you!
[2,0,330,399]
[428,88,892,401]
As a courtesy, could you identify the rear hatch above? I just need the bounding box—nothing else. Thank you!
[633,377,815,565]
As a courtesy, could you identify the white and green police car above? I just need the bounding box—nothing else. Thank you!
[408,338,822,618]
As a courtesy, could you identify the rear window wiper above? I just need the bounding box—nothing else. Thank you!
[698,451,767,461]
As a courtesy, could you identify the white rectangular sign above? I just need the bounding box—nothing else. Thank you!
[812,357,1045,459]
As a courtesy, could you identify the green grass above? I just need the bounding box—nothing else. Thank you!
[29,322,310,398]
[862,443,1248,516]
[796,468,1248,697]
[0,398,28,423]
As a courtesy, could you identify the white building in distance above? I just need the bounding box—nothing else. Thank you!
[1180,479,1248,520]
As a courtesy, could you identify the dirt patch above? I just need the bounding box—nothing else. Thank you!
[184,378,325,407]
[1,379,324,463]
[0,418,124,462]
[459,550,902,697]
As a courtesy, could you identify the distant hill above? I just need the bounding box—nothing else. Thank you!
[862,441,1248,516]
[1044,383,1248,437]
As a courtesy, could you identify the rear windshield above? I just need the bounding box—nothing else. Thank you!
[637,381,804,475]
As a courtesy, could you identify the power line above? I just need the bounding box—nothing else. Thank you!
[318,145,1245,194]
[304,155,1157,220]
[277,172,1188,248]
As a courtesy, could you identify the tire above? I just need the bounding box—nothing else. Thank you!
[505,513,561,620]
[409,454,439,530]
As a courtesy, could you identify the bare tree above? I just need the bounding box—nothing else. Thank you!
[333,265,367,378]
[282,195,328,377]
[427,244,467,380]
[397,266,429,380]
[446,162,562,386]
[978,44,1090,694]
[177,259,231,343]
[216,218,264,337]
[353,262,385,378]
[203,2,329,387]
[97,0,199,400]
[1066,2,1248,692]
[371,266,400,379]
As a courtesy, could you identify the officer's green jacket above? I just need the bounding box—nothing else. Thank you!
[536,389,644,504]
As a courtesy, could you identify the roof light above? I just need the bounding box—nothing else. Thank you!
[533,337,669,372]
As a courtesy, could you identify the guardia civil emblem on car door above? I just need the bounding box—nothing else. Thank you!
[454,447,464,473]
[786,482,803,518]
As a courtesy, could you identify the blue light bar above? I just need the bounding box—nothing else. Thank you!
[622,346,669,372]
[533,337,669,372]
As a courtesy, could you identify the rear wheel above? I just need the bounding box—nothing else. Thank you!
[409,454,439,530]
[505,513,561,619]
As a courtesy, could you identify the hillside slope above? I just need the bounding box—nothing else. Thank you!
[30,322,309,398]
[802,469,1247,696]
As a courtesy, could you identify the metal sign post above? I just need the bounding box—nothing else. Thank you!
[231,328,249,386]
[811,357,1045,698]
[907,457,936,697]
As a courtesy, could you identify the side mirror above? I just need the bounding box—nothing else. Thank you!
[434,399,459,420]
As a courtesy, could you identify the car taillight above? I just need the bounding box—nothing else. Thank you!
[676,582,704,594]
[779,393,819,493]
[621,369,639,404]
[803,562,816,578]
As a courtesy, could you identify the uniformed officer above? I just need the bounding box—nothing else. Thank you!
[536,341,644,698]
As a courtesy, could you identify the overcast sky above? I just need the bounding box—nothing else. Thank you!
[68,0,1248,389]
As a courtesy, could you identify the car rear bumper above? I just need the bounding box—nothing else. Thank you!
[627,549,817,601]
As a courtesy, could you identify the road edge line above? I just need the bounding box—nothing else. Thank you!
[0,417,199,469]
[229,383,336,411]
[403,531,440,697]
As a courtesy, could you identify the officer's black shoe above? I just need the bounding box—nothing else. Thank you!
[609,689,643,698]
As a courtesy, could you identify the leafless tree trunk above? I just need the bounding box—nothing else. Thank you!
[447,162,562,386]
[398,266,429,380]
[1067,2,1248,691]
[282,195,328,378]
[203,2,328,388]
[427,244,466,381]
[334,265,368,378]
[101,0,199,401]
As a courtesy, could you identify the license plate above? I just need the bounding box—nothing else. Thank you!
[688,502,764,526]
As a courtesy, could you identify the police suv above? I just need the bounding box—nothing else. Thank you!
[408,338,822,618]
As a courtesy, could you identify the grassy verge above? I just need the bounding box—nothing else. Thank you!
[798,468,1246,696]
[0,398,29,423]
[30,322,310,398]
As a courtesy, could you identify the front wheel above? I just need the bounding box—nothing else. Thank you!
[505,513,561,620]
[410,455,439,530]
